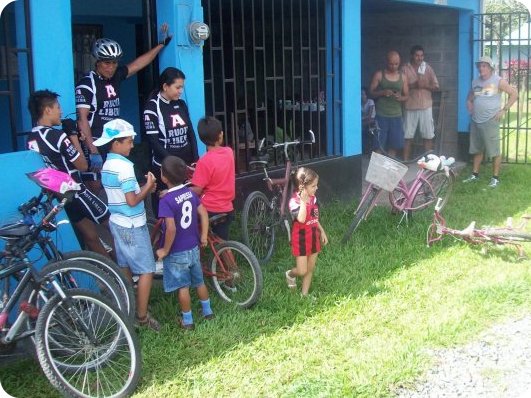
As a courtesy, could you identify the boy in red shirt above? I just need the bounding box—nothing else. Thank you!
[191,117,235,240]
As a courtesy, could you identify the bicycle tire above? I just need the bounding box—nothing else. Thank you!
[342,186,380,243]
[241,191,276,265]
[210,241,263,309]
[426,170,454,211]
[34,289,141,398]
[59,251,135,320]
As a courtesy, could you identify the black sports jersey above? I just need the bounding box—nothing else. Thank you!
[75,65,128,138]
[27,126,82,182]
[143,94,198,166]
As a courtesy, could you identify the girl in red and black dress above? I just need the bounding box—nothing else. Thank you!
[285,167,328,296]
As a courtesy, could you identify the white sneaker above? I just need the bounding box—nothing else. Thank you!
[285,270,296,288]
[487,177,500,188]
[463,174,479,183]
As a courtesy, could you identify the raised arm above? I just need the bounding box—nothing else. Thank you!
[126,23,172,78]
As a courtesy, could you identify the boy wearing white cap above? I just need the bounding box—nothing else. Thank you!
[94,119,160,331]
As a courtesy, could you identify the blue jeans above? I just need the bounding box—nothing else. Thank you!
[162,246,203,293]
[109,222,156,275]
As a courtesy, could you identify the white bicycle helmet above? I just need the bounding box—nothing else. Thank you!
[92,38,123,61]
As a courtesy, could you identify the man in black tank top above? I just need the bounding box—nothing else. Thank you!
[27,90,112,259]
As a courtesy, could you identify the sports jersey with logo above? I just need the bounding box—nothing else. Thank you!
[75,65,128,139]
[143,94,198,165]
[27,126,82,182]
[27,126,109,224]
[158,184,201,253]
[289,193,321,256]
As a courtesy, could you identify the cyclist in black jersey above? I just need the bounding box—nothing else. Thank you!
[75,23,173,191]
[144,67,199,214]
[27,90,112,259]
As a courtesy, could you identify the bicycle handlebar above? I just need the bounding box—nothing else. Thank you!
[258,130,315,160]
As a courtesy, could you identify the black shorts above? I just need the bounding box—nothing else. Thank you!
[64,186,110,224]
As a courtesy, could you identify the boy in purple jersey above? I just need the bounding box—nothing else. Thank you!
[156,156,213,330]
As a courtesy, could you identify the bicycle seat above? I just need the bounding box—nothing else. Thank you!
[0,222,31,240]
[459,221,476,237]
[209,214,227,225]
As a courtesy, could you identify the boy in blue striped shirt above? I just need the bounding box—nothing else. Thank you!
[94,118,160,332]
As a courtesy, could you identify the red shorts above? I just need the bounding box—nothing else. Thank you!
[291,223,321,256]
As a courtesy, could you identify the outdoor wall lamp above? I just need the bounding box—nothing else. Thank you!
[189,21,210,45]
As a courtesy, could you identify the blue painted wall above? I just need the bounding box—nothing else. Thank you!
[156,0,207,155]
[342,0,361,156]
[29,0,75,116]
[0,151,80,257]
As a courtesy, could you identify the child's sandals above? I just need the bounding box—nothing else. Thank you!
[136,313,161,332]
[285,270,296,288]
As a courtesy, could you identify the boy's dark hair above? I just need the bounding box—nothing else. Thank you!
[28,90,59,122]
[197,116,222,146]
[410,45,424,55]
[161,155,187,185]
[99,136,129,156]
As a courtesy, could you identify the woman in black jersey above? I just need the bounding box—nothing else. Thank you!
[144,67,199,213]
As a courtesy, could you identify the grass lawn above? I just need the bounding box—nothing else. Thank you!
[1,164,530,398]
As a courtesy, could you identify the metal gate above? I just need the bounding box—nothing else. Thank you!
[0,0,34,153]
[473,11,530,164]
[202,0,341,173]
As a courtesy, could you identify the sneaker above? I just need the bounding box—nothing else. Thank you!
[285,270,296,288]
[136,313,161,332]
[178,317,195,331]
[463,174,479,183]
[203,313,215,321]
[487,177,500,188]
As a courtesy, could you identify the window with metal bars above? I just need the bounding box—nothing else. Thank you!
[202,0,339,173]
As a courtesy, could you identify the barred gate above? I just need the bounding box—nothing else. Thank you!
[473,11,530,164]
[202,0,342,173]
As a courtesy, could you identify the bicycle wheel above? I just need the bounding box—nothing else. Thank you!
[241,191,276,265]
[342,186,380,244]
[426,170,454,211]
[38,260,128,319]
[210,241,263,308]
[34,289,141,398]
[60,251,135,321]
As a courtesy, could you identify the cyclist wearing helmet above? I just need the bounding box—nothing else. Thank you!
[75,23,172,188]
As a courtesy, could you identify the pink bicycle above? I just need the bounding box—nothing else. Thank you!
[427,197,531,259]
[342,152,455,243]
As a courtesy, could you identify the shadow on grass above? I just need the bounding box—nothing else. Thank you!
[1,165,529,397]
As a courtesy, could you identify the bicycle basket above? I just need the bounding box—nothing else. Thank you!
[365,152,408,191]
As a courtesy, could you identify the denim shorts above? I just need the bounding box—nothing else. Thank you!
[109,221,156,275]
[162,246,204,293]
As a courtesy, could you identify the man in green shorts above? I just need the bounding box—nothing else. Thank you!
[463,56,517,188]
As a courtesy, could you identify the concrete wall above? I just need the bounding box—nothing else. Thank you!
[361,6,460,157]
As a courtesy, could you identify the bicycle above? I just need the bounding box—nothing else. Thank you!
[0,193,141,397]
[240,130,315,265]
[150,213,263,309]
[342,151,456,243]
[11,170,136,320]
[427,197,531,259]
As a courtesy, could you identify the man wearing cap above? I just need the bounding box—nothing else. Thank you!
[401,45,440,160]
[75,24,172,192]
[463,55,518,188]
